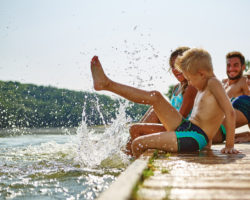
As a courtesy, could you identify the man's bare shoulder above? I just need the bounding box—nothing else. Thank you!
[238,76,248,84]
[239,76,250,95]
[232,76,248,91]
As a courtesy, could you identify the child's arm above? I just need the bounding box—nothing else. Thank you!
[179,85,197,118]
[208,78,239,154]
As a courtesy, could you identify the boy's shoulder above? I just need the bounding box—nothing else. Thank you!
[206,77,224,93]
[207,76,222,86]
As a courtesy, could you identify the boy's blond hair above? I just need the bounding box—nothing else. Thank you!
[175,48,213,74]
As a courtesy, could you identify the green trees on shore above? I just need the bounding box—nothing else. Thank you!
[0,81,149,128]
[246,60,250,72]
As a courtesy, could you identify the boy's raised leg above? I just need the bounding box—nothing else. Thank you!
[91,56,183,131]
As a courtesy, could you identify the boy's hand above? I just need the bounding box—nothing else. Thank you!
[221,147,240,154]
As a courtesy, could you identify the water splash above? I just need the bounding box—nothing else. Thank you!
[93,93,106,127]
[75,100,131,168]
[0,135,119,200]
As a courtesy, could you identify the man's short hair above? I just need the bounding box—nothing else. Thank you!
[226,51,245,66]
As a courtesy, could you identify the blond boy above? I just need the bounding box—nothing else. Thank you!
[90,48,239,157]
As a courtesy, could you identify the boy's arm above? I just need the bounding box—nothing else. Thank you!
[208,78,238,154]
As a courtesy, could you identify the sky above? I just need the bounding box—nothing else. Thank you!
[1,0,250,96]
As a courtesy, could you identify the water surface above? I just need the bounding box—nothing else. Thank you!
[0,126,130,200]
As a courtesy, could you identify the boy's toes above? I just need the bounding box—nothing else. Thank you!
[91,56,98,64]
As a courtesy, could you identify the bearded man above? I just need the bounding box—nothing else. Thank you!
[223,51,249,98]
[212,51,250,144]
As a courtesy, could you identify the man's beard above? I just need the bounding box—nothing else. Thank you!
[227,70,243,80]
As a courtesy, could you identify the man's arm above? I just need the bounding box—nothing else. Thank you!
[208,78,238,153]
[241,77,250,95]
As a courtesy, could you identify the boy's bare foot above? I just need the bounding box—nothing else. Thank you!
[90,56,110,90]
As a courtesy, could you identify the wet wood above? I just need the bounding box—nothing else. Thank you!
[136,143,250,200]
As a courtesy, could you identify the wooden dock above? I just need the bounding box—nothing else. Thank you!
[98,125,250,200]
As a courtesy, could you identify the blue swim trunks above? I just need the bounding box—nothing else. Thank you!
[232,95,250,123]
[175,119,209,152]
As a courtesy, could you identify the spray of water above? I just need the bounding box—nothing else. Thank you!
[74,100,131,168]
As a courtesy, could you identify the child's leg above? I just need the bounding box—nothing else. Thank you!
[91,56,182,131]
[131,131,178,158]
[125,123,166,155]
[212,129,224,144]
[130,123,166,140]
[235,131,250,143]
[212,110,249,144]
[139,107,161,123]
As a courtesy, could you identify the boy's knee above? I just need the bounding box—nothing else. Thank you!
[132,137,145,151]
[149,90,162,103]
[129,124,143,139]
[129,124,137,133]
[129,125,137,138]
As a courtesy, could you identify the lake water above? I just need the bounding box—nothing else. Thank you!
[0,125,131,200]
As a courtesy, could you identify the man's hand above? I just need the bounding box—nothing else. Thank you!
[221,147,240,154]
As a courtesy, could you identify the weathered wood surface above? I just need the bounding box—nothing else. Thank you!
[137,143,250,200]
[98,125,250,200]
